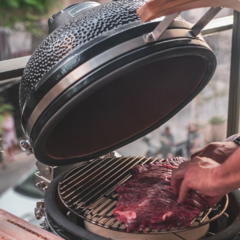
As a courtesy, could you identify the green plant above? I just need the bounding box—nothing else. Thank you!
[209,116,225,125]
[0,97,14,122]
[197,123,206,129]
[0,0,62,36]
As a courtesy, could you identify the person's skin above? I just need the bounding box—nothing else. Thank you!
[191,141,238,164]
[171,141,239,207]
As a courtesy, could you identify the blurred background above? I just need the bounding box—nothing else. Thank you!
[0,0,235,225]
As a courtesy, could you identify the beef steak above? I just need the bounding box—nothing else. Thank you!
[113,157,208,232]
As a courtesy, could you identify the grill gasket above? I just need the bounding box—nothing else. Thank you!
[58,156,228,235]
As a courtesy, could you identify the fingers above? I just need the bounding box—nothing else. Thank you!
[171,177,181,195]
[191,149,203,158]
[191,156,201,162]
[171,177,182,195]
[177,179,190,204]
[176,179,183,196]
[171,166,188,194]
[207,196,223,208]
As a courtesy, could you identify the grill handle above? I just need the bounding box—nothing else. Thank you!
[137,0,240,22]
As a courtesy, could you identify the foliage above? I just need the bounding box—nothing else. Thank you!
[197,123,206,130]
[0,97,14,123]
[209,116,225,125]
[0,0,62,35]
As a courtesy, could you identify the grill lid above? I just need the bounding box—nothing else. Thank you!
[20,0,217,166]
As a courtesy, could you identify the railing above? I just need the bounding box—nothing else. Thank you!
[0,13,239,135]
[0,15,234,85]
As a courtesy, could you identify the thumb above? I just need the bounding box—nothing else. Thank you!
[207,196,223,208]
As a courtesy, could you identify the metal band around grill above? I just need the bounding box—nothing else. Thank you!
[25,28,201,137]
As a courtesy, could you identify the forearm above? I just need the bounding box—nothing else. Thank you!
[214,147,240,192]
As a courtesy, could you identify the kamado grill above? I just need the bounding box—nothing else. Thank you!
[18,0,240,239]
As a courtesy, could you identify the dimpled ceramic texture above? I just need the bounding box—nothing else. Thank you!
[19,0,147,110]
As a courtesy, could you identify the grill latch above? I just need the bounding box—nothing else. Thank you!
[20,139,33,155]
[35,200,46,220]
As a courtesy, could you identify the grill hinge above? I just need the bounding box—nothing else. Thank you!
[35,160,90,192]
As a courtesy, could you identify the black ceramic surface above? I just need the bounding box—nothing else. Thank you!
[19,0,147,110]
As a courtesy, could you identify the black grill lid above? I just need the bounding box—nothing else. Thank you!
[20,0,217,166]
[48,2,100,34]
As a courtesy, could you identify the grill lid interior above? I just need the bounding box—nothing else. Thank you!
[45,55,207,159]
[32,43,216,165]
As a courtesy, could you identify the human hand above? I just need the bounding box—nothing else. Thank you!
[171,157,228,207]
[191,141,238,164]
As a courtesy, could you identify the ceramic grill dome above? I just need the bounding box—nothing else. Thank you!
[20,0,216,166]
[19,0,145,109]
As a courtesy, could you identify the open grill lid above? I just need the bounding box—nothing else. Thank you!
[20,0,217,166]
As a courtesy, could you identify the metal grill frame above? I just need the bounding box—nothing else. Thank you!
[58,156,229,235]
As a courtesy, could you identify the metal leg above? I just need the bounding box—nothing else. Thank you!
[192,7,223,36]
[227,11,240,137]
[143,12,180,43]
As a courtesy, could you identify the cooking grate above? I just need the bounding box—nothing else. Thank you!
[58,156,229,235]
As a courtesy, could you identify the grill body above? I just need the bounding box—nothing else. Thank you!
[44,159,240,240]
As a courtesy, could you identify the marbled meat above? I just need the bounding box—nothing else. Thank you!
[113,157,208,232]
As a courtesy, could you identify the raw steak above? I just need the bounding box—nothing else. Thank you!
[113,157,208,232]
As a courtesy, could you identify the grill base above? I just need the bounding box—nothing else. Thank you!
[84,218,209,240]
[45,171,240,240]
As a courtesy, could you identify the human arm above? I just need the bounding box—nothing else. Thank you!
[191,141,239,164]
[215,146,240,192]
[137,0,240,22]
[171,147,240,207]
